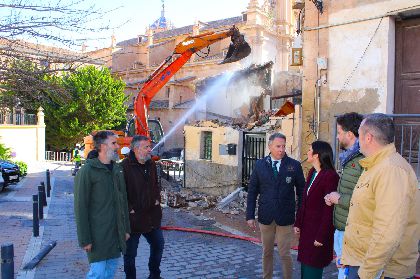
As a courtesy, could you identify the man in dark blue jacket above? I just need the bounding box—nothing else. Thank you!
[246,133,305,279]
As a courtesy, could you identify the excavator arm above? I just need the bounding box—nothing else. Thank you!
[133,25,251,137]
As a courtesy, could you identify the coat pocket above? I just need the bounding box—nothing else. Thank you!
[344,223,371,255]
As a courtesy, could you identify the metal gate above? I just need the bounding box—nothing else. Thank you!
[242,132,266,188]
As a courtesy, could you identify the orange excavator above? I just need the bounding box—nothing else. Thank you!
[84,25,251,158]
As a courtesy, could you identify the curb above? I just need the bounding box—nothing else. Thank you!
[16,166,60,279]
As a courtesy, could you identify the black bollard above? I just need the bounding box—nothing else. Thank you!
[41,181,49,198]
[22,241,57,270]
[37,187,44,220]
[32,195,39,237]
[39,184,47,207]
[46,169,51,196]
[1,243,14,279]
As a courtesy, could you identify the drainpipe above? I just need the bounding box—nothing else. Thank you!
[316,78,321,139]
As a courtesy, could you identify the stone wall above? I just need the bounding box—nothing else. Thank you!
[185,160,239,196]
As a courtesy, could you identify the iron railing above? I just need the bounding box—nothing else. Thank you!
[157,159,184,189]
[242,132,266,188]
[333,114,420,180]
[45,151,72,162]
[0,113,36,125]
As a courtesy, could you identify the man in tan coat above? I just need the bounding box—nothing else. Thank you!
[342,113,419,279]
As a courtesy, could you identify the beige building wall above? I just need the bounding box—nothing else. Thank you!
[300,0,419,165]
[266,105,302,160]
[184,122,241,196]
[0,108,45,162]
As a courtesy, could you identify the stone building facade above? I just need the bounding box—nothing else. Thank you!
[105,0,299,150]
[298,0,420,165]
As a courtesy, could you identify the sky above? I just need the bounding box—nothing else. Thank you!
[84,0,249,50]
[0,0,249,51]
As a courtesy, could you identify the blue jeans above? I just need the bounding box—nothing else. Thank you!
[86,257,119,279]
[347,266,414,279]
[123,228,165,279]
[334,230,345,279]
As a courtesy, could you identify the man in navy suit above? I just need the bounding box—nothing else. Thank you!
[246,133,305,279]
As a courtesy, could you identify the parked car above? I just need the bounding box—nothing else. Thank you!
[0,160,20,187]
[0,170,4,192]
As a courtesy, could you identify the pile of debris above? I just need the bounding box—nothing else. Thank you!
[161,190,217,209]
[160,187,248,215]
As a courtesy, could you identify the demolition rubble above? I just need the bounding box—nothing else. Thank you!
[161,185,248,216]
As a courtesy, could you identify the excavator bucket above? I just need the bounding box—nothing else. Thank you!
[220,28,251,64]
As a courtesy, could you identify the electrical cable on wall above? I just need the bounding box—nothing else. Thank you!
[334,17,384,103]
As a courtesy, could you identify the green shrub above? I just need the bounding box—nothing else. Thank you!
[13,161,28,176]
[0,143,11,160]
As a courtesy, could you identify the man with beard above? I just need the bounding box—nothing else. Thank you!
[122,135,164,279]
[324,112,364,279]
[74,130,131,278]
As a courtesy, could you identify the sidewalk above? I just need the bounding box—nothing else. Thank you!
[0,161,66,278]
[5,162,417,278]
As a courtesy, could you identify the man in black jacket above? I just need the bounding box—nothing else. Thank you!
[246,133,305,279]
[122,135,164,279]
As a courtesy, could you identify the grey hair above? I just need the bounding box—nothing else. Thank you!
[93,131,116,151]
[361,113,395,145]
[130,135,150,150]
[268,133,286,145]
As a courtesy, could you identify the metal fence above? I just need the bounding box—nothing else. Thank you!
[242,132,266,188]
[45,151,72,162]
[0,113,36,125]
[157,159,184,187]
[333,114,420,180]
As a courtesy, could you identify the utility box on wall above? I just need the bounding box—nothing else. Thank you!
[227,143,237,155]
[218,143,237,155]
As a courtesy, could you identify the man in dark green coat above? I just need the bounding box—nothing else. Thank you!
[324,112,364,279]
[74,131,130,278]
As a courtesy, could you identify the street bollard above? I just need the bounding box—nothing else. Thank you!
[41,181,49,198]
[32,195,39,237]
[42,183,47,206]
[39,184,47,207]
[1,243,14,279]
[22,241,57,270]
[46,169,51,196]
[37,187,44,220]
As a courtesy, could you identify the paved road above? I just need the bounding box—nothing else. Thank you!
[2,163,341,278]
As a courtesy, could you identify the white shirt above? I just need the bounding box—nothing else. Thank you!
[270,156,281,172]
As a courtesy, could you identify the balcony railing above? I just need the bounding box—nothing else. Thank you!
[0,113,36,125]
[45,151,73,162]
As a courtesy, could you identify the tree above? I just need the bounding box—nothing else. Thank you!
[0,59,68,111]
[0,0,119,99]
[45,66,128,149]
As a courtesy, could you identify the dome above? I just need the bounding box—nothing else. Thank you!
[150,1,168,30]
